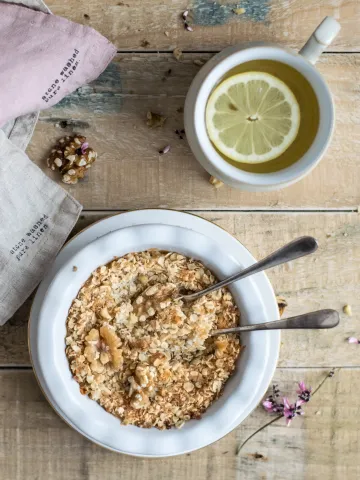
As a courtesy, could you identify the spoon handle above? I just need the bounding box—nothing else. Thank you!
[182,236,318,302]
[211,309,339,336]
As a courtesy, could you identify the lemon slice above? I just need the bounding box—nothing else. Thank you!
[206,72,300,163]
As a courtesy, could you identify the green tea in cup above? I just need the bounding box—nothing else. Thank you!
[205,59,320,174]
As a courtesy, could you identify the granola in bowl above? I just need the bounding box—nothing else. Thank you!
[65,249,242,430]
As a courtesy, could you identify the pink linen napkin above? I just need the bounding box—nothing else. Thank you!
[0,3,117,126]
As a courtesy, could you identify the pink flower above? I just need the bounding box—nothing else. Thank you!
[81,142,89,155]
[348,337,360,344]
[297,381,312,403]
[263,399,278,413]
[283,397,304,426]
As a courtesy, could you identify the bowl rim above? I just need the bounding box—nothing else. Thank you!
[28,209,280,457]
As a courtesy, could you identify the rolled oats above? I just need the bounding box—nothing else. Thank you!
[65,249,242,429]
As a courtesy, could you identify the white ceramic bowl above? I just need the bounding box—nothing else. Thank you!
[29,210,280,457]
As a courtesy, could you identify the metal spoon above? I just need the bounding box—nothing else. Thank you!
[210,309,339,336]
[180,236,318,303]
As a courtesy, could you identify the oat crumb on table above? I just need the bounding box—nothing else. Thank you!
[65,250,241,429]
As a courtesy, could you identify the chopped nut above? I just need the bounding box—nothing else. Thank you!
[193,59,206,67]
[173,47,183,61]
[138,275,149,285]
[91,360,105,374]
[343,304,352,316]
[184,382,195,392]
[209,176,224,189]
[47,134,97,185]
[100,307,112,320]
[100,352,110,365]
[233,7,246,15]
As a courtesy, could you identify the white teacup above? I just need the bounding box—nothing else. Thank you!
[184,17,341,191]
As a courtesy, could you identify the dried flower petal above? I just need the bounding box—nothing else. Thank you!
[276,296,288,317]
[348,337,360,344]
[185,23,193,32]
[81,142,89,154]
[159,145,171,155]
[283,397,303,426]
[182,10,189,20]
[296,381,312,402]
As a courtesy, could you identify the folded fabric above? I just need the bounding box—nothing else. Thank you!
[0,3,117,126]
[0,130,82,325]
[1,0,51,150]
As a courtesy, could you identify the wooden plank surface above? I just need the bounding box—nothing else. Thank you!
[1,368,359,480]
[2,211,359,367]
[45,0,360,52]
[27,53,360,210]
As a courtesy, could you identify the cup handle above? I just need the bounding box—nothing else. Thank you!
[299,16,341,65]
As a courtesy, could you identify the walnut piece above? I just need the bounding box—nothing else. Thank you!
[173,47,183,61]
[46,135,97,185]
[209,176,224,189]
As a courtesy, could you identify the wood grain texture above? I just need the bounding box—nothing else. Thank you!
[0,371,237,480]
[45,0,359,52]
[1,211,359,367]
[1,368,359,480]
[27,53,360,210]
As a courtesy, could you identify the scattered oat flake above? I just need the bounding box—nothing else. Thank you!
[233,7,246,15]
[209,176,224,189]
[72,266,78,272]
[173,47,183,61]
[343,304,352,316]
[159,145,171,155]
[193,59,206,67]
[146,111,167,128]
[164,31,170,37]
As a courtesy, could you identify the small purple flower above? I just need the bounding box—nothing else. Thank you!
[348,337,360,344]
[297,381,312,403]
[81,142,89,155]
[262,399,281,413]
[283,397,304,426]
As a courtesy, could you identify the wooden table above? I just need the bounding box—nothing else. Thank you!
[1,1,360,478]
